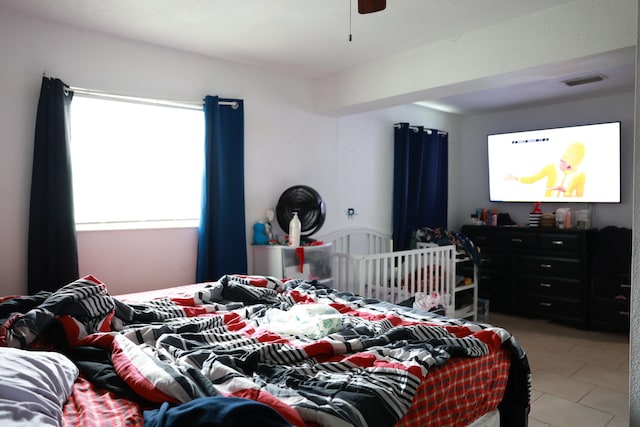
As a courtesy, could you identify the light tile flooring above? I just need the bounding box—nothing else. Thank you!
[487,313,629,427]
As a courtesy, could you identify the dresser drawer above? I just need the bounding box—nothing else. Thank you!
[463,227,536,249]
[592,273,630,300]
[518,294,581,318]
[504,232,537,249]
[466,231,504,248]
[479,251,511,270]
[477,270,511,313]
[518,255,582,278]
[539,233,581,252]
[520,275,581,299]
[591,297,630,327]
[477,270,510,289]
[253,243,334,282]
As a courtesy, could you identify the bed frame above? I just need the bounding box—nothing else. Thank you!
[319,227,459,317]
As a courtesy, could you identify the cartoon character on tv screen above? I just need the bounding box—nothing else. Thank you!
[506,142,586,198]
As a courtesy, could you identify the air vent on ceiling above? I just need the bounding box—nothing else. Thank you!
[562,74,606,87]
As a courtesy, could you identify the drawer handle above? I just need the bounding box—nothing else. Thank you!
[482,258,492,263]
[540,263,552,268]
[620,284,631,288]
[540,283,552,288]
[619,311,630,316]
[540,302,552,307]
[551,240,564,245]
[511,238,523,243]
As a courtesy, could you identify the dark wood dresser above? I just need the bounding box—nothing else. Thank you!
[461,225,596,329]
[589,226,631,331]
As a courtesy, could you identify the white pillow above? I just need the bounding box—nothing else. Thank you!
[0,347,78,426]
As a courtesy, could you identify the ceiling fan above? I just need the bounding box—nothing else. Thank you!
[358,0,386,14]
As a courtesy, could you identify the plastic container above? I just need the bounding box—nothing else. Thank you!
[556,208,566,229]
[288,212,301,247]
[575,209,590,229]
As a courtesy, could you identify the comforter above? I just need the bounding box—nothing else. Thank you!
[0,275,530,427]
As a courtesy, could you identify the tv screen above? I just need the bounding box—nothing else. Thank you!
[488,121,621,203]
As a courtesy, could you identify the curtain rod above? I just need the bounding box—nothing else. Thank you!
[67,85,239,110]
[393,123,448,136]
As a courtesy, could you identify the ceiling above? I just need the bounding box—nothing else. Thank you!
[2,0,636,114]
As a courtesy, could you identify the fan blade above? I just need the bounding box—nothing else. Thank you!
[358,0,386,14]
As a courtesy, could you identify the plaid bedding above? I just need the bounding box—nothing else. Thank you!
[60,347,512,427]
[396,346,511,426]
[0,275,530,427]
[62,376,144,427]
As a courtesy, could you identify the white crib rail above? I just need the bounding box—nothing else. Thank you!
[319,228,458,318]
[333,244,457,317]
[318,227,392,255]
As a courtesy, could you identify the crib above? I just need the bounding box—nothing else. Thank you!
[319,227,476,320]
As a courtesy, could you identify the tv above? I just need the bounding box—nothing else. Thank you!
[487,121,621,203]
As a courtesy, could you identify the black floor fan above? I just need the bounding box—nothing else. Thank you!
[275,185,326,243]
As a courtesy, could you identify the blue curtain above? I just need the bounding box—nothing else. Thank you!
[196,96,247,282]
[28,77,79,294]
[392,123,448,251]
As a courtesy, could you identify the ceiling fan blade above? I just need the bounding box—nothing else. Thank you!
[358,0,386,14]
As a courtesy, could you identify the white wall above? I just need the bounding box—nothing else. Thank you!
[627,5,639,424]
[328,104,462,236]
[0,6,634,297]
[0,8,338,295]
[455,91,634,230]
[0,7,461,295]
[315,0,637,115]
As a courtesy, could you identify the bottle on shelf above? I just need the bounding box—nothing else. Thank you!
[288,212,301,247]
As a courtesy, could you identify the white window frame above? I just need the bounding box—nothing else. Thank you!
[69,93,205,231]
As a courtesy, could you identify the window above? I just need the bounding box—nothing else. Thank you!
[69,95,204,229]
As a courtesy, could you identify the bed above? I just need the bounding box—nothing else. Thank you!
[0,234,530,427]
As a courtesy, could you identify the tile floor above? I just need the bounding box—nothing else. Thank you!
[487,313,629,427]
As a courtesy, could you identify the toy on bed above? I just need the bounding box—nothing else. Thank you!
[0,273,530,427]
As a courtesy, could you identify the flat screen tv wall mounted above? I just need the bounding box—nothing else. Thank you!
[487,121,621,203]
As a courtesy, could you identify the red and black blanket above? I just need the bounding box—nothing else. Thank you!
[0,275,530,427]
